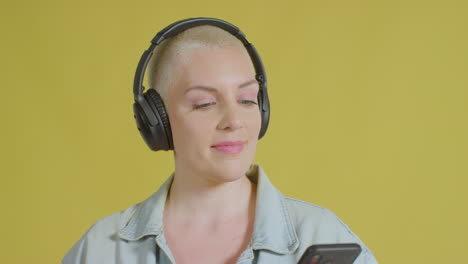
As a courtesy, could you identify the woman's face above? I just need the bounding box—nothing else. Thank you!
[166,45,261,183]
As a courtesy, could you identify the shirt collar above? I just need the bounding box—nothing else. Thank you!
[118,163,299,254]
[118,172,172,240]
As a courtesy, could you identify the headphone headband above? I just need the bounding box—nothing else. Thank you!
[152,17,244,45]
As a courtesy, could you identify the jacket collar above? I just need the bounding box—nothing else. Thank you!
[118,163,299,254]
[118,173,172,240]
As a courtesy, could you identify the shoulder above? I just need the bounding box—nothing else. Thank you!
[283,196,330,221]
[283,195,364,242]
[62,204,139,264]
[82,202,139,242]
[283,196,343,231]
[282,196,379,264]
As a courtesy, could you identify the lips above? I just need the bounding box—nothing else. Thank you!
[211,141,245,154]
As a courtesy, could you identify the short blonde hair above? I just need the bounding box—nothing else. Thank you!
[147,25,248,107]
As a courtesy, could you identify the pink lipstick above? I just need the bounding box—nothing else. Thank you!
[211,141,245,154]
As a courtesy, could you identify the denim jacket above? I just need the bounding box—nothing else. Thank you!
[62,163,378,264]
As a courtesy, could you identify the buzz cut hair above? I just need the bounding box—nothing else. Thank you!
[147,25,248,107]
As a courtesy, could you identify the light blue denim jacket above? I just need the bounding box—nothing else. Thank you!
[63,163,378,264]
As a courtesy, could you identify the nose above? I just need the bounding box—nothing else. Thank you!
[216,102,245,131]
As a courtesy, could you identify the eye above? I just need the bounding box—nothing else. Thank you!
[193,102,216,110]
[241,100,258,105]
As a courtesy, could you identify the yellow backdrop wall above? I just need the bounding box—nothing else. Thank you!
[2,0,467,263]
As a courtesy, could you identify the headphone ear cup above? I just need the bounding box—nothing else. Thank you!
[146,89,174,150]
[257,86,270,140]
[133,100,153,150]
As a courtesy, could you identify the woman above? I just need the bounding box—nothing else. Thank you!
[63,18,378,264]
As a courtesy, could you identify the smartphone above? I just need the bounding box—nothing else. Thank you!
[297,243,362,264]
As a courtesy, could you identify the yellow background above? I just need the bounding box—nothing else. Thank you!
[2,0,467,263]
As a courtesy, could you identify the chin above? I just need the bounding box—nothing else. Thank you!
[209,159,251,182]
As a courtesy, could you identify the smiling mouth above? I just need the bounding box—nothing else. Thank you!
[211,141,245,154]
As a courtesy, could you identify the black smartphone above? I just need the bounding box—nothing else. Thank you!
[297,243,362,264]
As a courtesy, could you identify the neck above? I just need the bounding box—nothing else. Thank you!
[164,165,257,224]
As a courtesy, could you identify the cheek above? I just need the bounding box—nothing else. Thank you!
[186,120,212,139]
[248,110,262,134]
[169,112,214,146]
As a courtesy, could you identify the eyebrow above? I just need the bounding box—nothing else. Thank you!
[184,79,258,95]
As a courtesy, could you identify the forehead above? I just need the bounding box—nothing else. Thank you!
[176,45,257,93]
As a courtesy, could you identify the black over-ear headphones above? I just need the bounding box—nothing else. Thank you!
[133,17,270,151]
